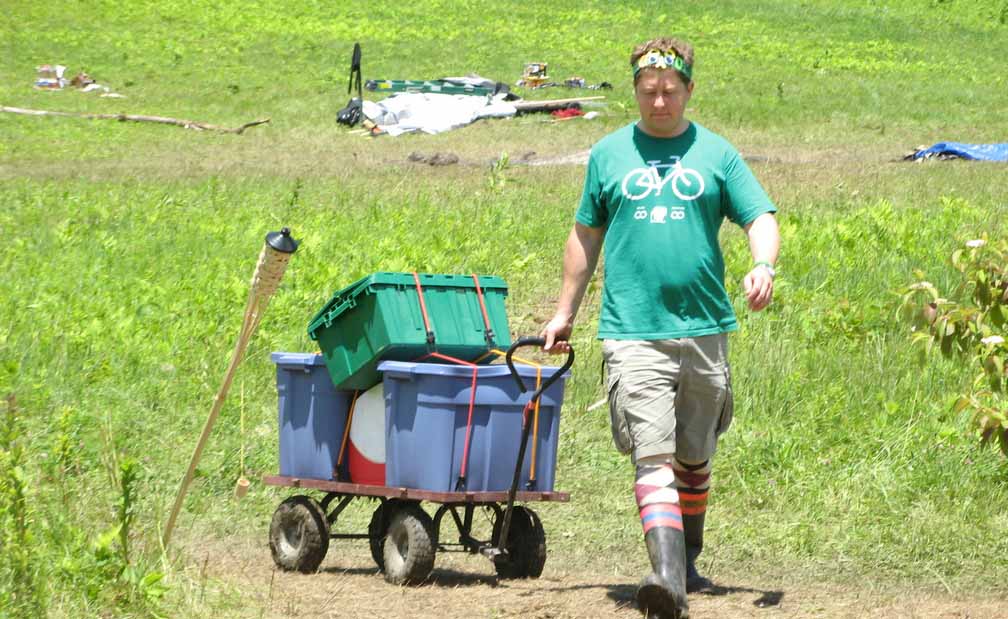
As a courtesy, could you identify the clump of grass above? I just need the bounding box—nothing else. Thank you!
[0,394,46,618]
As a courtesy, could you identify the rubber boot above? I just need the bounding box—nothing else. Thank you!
[637,526,689,619]
[682,512,712,593]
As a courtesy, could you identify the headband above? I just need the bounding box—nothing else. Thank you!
[633,49,692,81]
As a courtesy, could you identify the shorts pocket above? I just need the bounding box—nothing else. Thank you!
[606,372,634,455]
[715,365,734,436]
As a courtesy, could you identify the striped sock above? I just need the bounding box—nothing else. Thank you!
[635,463,683,533]
[673,459,711,517]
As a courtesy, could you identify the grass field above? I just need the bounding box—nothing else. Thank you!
[3,1,1008,617]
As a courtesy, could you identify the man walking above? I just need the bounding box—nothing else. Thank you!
[541,37,780,619]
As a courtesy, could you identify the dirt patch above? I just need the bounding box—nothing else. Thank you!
[525,150,591,167]
[186,534,1006,619]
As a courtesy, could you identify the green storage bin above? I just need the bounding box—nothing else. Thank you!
[307,272,512,390]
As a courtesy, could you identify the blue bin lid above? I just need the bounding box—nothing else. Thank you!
[377,360,569,380]
[271,352,327,368]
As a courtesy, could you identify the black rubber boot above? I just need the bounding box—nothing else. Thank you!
[637,526,689,619]
[682,512,713,593]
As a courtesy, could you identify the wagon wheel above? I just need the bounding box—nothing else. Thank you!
[368,499,396,571]
[268,495,330,573]
[382,501,436,585]
[491,505,546,579]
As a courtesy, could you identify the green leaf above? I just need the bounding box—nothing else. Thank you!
[951,249,964,269]
[952,396,971,414]
[990,304,1005,327]
[940,333,953,356]
[92,524,122,560]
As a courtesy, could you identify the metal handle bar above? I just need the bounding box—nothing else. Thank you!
[505,337,575,401]
[486,336,574,565]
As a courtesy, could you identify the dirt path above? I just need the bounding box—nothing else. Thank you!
[192,535,1006,619]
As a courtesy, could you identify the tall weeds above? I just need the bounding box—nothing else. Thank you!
[1,394,45,618]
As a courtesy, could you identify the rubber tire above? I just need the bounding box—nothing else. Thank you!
[368,500,393,571]
[382,502,436,585]
[492,506,547,579]
[268,495,330,573]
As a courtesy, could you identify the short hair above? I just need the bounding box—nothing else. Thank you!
[630,37,694,85]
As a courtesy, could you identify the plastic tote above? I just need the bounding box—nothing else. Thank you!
[307,272,512,390]
[377,360,569,493]
[270,352,351,480]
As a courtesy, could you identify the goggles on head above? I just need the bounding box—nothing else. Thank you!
[633,49,692,80]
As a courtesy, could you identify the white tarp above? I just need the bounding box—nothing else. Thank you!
[362,92,516,136]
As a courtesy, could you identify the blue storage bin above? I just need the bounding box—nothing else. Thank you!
[271,352,352,480]
[378,361,569,493]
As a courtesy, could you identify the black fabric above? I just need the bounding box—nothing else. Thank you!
[337,42,364,127]
[675,458,710,472]
[337,98,362,126]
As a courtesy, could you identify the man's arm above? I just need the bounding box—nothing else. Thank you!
[541,222,605,352]
[742,212,780,312]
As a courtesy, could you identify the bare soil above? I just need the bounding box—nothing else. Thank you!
[189,534,1007,619]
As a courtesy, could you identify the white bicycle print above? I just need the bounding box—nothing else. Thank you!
[621,159,705,201]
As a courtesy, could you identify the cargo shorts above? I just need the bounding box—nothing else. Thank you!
[602,334,734,464]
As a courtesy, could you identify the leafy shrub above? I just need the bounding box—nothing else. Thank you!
[901,238,1008,454]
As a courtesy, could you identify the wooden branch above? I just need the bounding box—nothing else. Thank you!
[1,105,269,134]
[512,96,606,113]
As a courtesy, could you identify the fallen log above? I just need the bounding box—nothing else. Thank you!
[1,105,270,134]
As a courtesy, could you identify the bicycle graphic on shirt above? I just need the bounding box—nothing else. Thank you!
[621,158,705,201]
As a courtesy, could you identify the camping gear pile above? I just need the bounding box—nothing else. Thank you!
[338,43,605,136]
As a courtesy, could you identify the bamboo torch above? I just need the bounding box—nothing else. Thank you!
[162,228,300,549]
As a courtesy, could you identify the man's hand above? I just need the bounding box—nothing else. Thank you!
[742,213,779,312]
[743,265,774,311]
[540,313,574,353]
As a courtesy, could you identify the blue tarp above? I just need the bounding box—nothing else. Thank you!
[911,142,1008,162]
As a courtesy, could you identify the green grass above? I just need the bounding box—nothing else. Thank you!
[2,1,1008,616]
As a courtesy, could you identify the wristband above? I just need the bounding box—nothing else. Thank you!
[754,261,776,278]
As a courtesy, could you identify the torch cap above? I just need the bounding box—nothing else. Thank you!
[266,227,300,253]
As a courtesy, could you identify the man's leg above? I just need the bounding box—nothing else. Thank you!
[635,459,689,619]
[673,459,712,592]
[674,334,732,594]
[602,339,688,618]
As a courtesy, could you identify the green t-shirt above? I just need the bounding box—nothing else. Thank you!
[576,122,777,339]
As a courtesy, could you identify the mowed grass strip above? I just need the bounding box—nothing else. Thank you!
[3,0,1006,172]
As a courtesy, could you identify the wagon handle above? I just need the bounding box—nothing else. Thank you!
[505,337,574,400]
[490,337,573,564]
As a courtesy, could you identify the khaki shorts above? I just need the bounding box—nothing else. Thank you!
[602,335,734,464]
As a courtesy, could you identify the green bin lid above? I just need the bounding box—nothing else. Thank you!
[307,272,507,339]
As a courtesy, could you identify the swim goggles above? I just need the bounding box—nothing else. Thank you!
[633,49,692,80]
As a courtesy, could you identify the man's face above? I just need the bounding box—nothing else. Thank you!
[634,69,694,137]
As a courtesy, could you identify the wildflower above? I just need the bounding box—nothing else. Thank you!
[909,281,933,290]
[981,335,1005,346]
[965,239,986,248]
